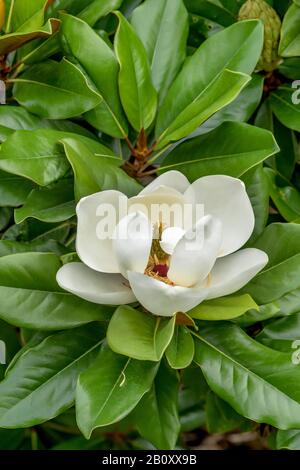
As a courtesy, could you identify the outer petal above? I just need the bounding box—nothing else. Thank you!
[113,211,152,279]
[76,190,128,273]
[56,262,136,305]
[168,215,222,287]
[129,186,187,228]
[185,175,255,256]
[128,271,208,317]
[204,248,268,299]
[139,171,190,195]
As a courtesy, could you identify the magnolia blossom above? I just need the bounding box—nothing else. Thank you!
[56,171,268,317]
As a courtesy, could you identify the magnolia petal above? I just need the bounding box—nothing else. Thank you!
[128,271,208,317]
[113,211,153,279]
[76,190,128,273]
[139,171,190,195]
[160,226,185,255]
[56,262,136,305]
[168,215,222,287]
[128,186,187,227]
[205,248,269,299]
[185,175,254,256]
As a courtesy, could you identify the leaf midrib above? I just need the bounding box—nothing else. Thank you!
[0,338,104,423]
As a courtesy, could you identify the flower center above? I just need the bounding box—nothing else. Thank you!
[144,222,174,285]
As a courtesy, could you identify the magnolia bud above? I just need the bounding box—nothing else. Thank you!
[238,0,282,72]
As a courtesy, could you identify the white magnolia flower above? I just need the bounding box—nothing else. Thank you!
[56,171,268,317]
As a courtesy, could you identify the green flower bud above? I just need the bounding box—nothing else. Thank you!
[238,0,282,72]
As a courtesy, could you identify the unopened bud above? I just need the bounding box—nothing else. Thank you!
[238,0,282,72]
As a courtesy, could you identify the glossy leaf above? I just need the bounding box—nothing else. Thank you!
[159,122,279,181]
[189,294,258,321]
[134,361,180,450]
[165,325,194,369]
[61,13,128,138]
[107,306,176,361]
[14,179,75,224]
[0,170,34,207]
[276,430,300,450]
[242,164,269,244]
[78,0,123,26]
[196,74,264,136]
[0,253,111,330]
[265,168,300,222]
[114,12,157,131]
[13,59,101,119]
[0,129,105,186]
[184,0,236,26]
[76,343,158,438]
[131,0,188,103]
[279,3,300,57]
[155,20,264,148]
[0,106,95,140]
[244,223,300,304]
[0,325,105,428]
[257,313,300,352]
[61,137,141,200]
[206,392,246,434]
[0,18,60,55]
[0,239,68,257]
[270,86,300,132]
[194,322,300,429]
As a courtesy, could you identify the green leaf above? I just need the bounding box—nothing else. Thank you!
[270,85,300,132]
[279,3,300,57]
[189,294,258,321]
[194,322,300,429]
[159,122,279,181]
[0,324,105,428]
[61,137,141,200]
[158,69,250,148]
[0,207,12,231]
[0,17,60,55]
[242,164,269,244]
[155,20,264,148]
[257,313,300,352]
[7,0,46,32]
[245,223,300,304]
[0,129,106,186]
[107,306,176,361]
[15,179,75,224]
[276,430,300,450]
[279,58,300,80]
[61,13,128,138]
[0,106,96,141]
[114,12,157,132]
[165,325,194,369]
[0,239,68,257]
[197,74,264,136]
[184,0,236,26]
[78,0,123,26]
[131,0,188,103]
[76,343,158,438]
[265,168,300,222]
[0,252,111,330]
[206,391,246,434]
[13,58,101,119]
[134,361,180,450]
[0,170,34,207]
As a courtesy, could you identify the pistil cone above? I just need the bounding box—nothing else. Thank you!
[238,0,282,72]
